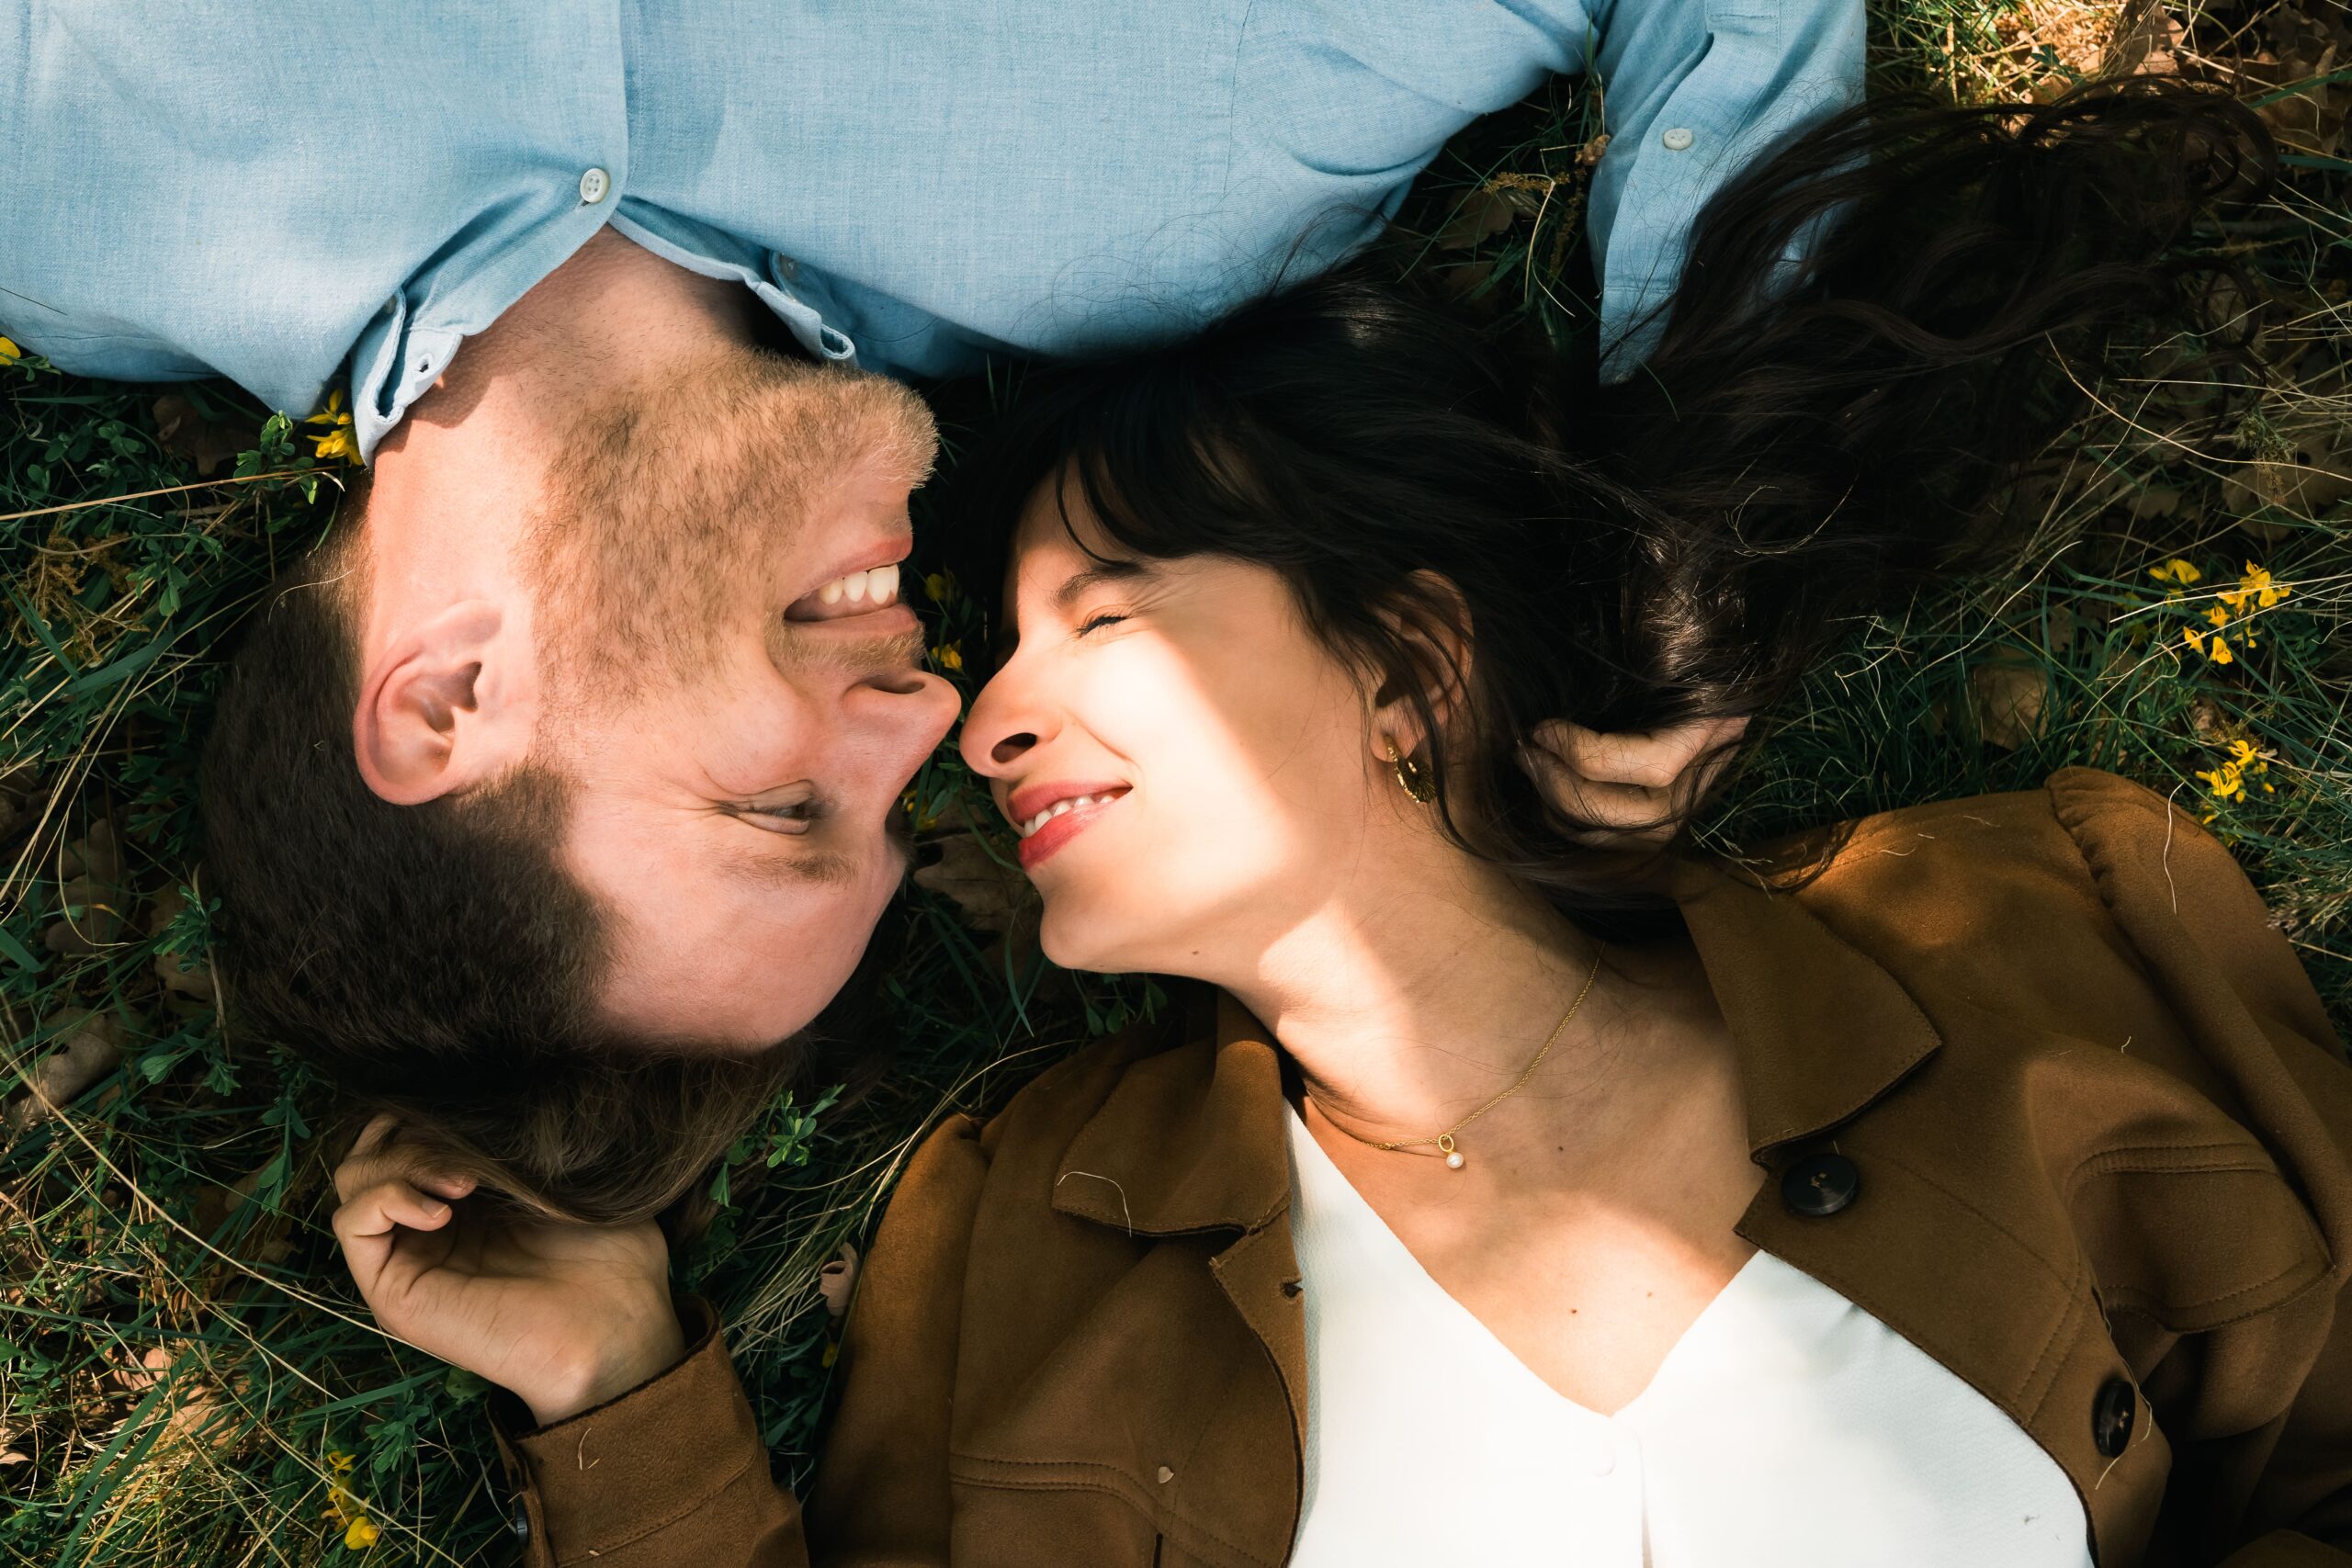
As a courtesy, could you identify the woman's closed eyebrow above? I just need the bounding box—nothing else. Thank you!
[1054,558,1151,612]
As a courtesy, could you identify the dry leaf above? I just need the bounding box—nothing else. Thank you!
[151,394,259,479]
[6,1007,128,1131]
[0,761,37,841]
[911,832,1037,934]
[2041,601,2079,655]
[146,887,216,1004]
[1970,660,2050,750]
[2105,6,2183,77]
[46,821,127,953]
[1436,186,1520,251]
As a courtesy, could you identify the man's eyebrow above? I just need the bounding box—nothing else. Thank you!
[1053,558,1152,611]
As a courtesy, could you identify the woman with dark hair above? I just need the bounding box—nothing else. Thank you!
[331,82,2350,1566]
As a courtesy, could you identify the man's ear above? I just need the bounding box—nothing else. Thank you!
[352,602,536,805]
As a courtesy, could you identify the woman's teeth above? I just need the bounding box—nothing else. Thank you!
[1017,792,1123,838]
[815,563,900,607]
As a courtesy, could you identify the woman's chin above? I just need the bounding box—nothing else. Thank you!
[1037,901,1175,980]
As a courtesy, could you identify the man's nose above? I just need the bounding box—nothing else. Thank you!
[837,668,960,775]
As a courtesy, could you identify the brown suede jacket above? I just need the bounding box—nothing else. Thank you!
[489,770,2352,1566]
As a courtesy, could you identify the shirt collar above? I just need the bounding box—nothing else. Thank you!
[1052,855,1943,1239]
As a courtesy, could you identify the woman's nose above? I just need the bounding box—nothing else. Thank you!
[961,676,1050,777]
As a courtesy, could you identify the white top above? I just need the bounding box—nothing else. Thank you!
[1283,1109,2093,1567]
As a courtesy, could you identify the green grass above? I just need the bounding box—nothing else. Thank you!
[3,3,2346,1562]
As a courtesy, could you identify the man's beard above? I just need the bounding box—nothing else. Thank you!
[522,344,936,711]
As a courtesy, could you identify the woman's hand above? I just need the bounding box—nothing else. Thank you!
[1521,716,1750,844]
[331,1113,687,1427]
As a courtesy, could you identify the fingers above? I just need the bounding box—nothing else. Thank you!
[334,1113,401,1201]
[334,1116,480,1206]
[1534,716,1748,791]
[331,1176,455,1300]
[1522,715,1754,842]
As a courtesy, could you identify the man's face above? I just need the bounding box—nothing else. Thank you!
[525,350,959,1048]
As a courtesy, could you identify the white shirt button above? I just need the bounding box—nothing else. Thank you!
[578,166,612,204]
[1582,1438,1619,1477]
[775,254,801,281]
[1661,127,1696,152]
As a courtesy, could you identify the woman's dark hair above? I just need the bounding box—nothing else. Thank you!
[959,79,2271,918]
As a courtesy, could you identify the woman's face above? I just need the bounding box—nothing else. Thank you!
[960,475,1400,976]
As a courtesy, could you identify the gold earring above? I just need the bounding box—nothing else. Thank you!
[1385,739,1435,804]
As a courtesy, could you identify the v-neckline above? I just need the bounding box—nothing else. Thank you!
[1283,1104,1765,1422]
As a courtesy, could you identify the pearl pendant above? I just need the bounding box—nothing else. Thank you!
[1445,1151,1466,1170]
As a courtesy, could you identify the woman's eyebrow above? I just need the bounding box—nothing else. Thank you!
[1054,558,1150,611]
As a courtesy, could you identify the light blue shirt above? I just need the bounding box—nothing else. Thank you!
[1,2,1860,460]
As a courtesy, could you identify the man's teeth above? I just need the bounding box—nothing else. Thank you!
[1018,793,1122,838]
[815,563,901,607]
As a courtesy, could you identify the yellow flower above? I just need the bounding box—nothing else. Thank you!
[2183,624,2236,664]
[306,388,361,465]
[2197,766,2245,802]
[2196,736,2275,807]
[326,1451,355,1473]
[0,334,20,364]
[344,1515,380,1551]
[2205,604,2231,628]
[2147,558,2202,586]
[924,570,956,604]
[932,641,964,672]
[2219,562,2289,613]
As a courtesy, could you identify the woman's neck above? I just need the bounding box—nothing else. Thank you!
[1216,853,1645,1169]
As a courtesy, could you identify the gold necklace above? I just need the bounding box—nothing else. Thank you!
[1325,946,1604,1171]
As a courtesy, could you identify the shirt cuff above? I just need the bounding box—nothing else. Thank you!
[489,1296,800,1568]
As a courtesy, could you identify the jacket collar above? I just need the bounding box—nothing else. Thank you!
[1671,855,1944,1157]
[1052,855,1944,1238]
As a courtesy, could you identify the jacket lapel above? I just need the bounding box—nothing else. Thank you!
[1671,857,1945,1158]
[1052,989,1295,1237]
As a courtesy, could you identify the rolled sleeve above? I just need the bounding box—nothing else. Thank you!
[489,1297,807,1568]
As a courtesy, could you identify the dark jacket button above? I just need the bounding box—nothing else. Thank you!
[1780,1152,1860,1217]
[2093,1377,2137,1457]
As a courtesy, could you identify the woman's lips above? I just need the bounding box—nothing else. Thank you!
[1014,790,1128,871]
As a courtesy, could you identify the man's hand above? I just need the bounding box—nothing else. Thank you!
[1520,716,1750,844]
[332,1114,686,1427]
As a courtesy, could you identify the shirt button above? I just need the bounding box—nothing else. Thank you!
[1780,1152,1860,1217]
[1661,126,1696,152]
[1581,1438,1619,1477]
[775,253,801,281]
[578,166,612,205]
